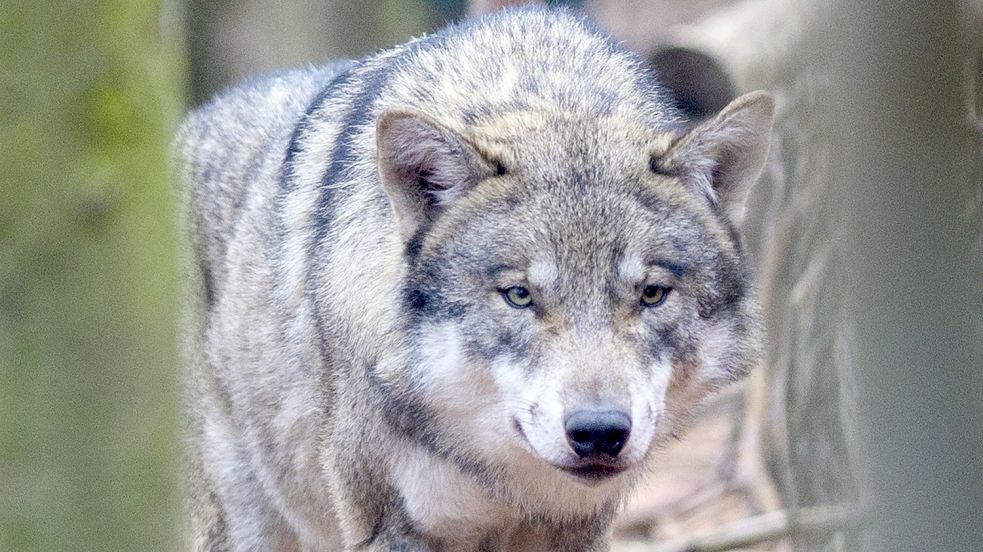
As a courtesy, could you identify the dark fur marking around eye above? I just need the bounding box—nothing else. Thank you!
[648,259,688,278]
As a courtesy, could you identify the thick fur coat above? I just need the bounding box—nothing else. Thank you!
[175,7,772,551]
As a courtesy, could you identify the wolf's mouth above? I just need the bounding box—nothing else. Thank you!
[513,417,630,483]
[558,463,627,482]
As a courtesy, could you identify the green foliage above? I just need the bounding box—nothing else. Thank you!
[0,0,185,550]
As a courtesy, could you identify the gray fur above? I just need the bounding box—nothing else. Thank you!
[175,7,772,551]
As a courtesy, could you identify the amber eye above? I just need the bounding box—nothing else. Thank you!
[641,285,670,307]
[502,286,533,309]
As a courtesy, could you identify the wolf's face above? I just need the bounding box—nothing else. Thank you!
[377,92,771,511]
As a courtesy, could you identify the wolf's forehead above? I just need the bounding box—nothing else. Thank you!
[470,110,653,137]
[471,188,701,278]
[524,251,649,289]
[468,111,661,178]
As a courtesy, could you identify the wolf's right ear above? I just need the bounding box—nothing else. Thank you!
[377,109,492,240]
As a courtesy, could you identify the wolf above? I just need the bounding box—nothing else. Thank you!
[174,7,772,551]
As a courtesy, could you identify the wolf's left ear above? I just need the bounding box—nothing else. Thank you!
[654,91,774,225]
[377,109,492,239]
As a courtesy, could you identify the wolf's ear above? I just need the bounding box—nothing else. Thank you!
[653,91,774,225]
[377,109,492,239]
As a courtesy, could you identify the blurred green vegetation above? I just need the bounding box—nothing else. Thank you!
[0,0,185,550]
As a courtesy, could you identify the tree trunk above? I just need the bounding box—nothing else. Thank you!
[828,2,982,550]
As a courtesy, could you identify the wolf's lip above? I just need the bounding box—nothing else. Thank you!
[557,463,627,482]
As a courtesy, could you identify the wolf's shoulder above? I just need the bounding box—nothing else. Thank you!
[173,62,352,207]
[173,63,354,285]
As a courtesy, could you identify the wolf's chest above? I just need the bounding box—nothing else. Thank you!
[389,446,513,542]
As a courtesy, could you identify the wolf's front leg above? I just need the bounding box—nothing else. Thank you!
[509,518,613,552]
[351,531,431,552]
[338,510,433,552]
[330,467,433,552]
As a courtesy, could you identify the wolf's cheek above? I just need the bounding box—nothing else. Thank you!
[620,359,674,463]
[658,320,749,440]
[411,323,514,449]
[692,319,754,386]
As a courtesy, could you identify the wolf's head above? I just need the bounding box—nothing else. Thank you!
[376,90,772,517]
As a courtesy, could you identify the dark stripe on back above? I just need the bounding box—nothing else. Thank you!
[267,64,358,382]
[279,62,358,192]
[308,63,388,239]
[302,35,451,368]
[301,60,393,371]
[200,260,215,309]
[300,36,449,376]
[308,33,448,247]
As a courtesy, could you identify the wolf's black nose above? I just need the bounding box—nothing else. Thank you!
[564,409,632,458]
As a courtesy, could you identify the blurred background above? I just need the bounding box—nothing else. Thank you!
[1,0,980,551]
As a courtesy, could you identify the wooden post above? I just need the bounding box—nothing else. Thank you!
[828,2,982,550]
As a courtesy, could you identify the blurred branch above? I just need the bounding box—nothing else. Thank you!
[643,505,862,552]
[615,482,729,537]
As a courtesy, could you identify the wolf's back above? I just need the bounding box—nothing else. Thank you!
[173,63,350,299]
[173,62,358,551]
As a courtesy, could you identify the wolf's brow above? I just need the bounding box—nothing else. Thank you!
[485,264,522,279]
[647,259,688,278]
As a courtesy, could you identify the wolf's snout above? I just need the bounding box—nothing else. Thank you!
[564,409,631,458]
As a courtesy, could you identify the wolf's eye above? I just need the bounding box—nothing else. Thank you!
[501,286,533,309]
[641,285,670,307]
